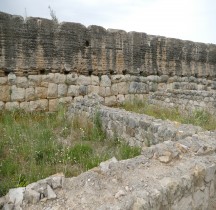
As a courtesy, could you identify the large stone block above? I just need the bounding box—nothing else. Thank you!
[20,102,30,111]
[66,73,78,85]
[0,101,5,110]
[77,75,91,85]
[91,75,99,85]
[11,86,25,102]
[8,73,16,85]
[49,99,59,112]
[99,86,111,97]
[54,73,66,84]
[118,82,128,95]
[16,77,28,88]
[100,75,111,87]
[105,96,117,106]
[111,75,125,83]
[35,87,48,99]
[79,85,88,96]
[25,87,35,101]
[58,84,68,97]
[0,77,7,85]
[0,85,10,101]
[58,97,72,106]
[88,85,99,94]
[5,102,19,110]
[111,84,118,95]
[28,75,41,87]
[41,74,55,83]
[67,85,79,97]
[29,99,48,111]
[129,82,149,94]
[117,94,125,104]
[47,83,58,98]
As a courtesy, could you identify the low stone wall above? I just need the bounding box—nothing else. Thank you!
[2,129,216,209]
[68,96,203,147]
[1,73,216,113]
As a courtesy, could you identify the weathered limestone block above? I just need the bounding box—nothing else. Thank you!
[0,101,5,110]
[118,82,128,95]
[54,73,66,84]
[0,77,7,85]
[35,87,48,99]
[91,75,99,85]
[79,85,88,96]
[11,86,25,102]
[49,99,59,112]
[47,83,58,98]
[0,85,10,101]
[7,188,25,206]
[25,87,35,101]
[58,84,68,97]
[24,189,40,204]
[111,84,118,95]
[45,173,64,189]
[129,82,149,94]
[29,99,48,111]
[88,85,99,94]
[8,73,16,85]
[16,77,28,88]
[47,185,57,200]
[105,96,117,106]
[99,87,111,97]
[111,75,125,83]
[67,85,79,97]
[74,96,83,103]
[77,75,91,86]
[117,94,125,104]
[58,97,72,106]
[20,102,30,111]
[147,75,161,83]
[28,75,41,87]
[41,74,55,83]
[100,75,111,87]
[66,73,78,85]
[5,102,19,110]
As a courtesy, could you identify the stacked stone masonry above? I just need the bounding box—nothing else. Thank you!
[1,73,216,112]
[1,12,216,112]
[68,96,203,147]
[1,12,216,78]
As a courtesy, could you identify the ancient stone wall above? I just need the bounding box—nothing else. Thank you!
[68,96,203,147]
[1,72,216,112]
[1,12,216,112]
[1,12,216,78]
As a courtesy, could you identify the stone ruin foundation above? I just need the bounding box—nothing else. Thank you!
[1,11,216,209]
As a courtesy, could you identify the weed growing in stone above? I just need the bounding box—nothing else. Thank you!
[120,99,216,130]
[0,108,141,196]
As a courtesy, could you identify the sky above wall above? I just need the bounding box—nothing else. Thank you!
[0,0,215,44]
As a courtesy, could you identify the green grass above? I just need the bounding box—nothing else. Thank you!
[120,99,216,131]
[0,108,141,196]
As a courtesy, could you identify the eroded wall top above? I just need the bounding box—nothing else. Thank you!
[0,11,216,78]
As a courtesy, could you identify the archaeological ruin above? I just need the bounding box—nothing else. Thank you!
[1,11,216,209]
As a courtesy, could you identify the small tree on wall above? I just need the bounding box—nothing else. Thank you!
[48,5,58,25]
